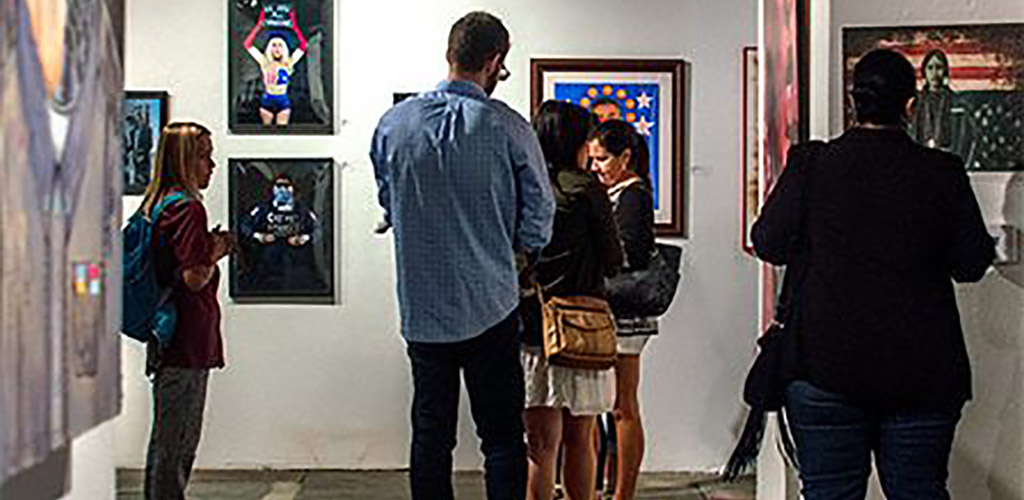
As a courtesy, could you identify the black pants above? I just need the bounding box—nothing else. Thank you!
[144,367,209,500]
[406,312,527,500]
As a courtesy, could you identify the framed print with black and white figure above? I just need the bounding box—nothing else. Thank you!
[123,91,168,195]
[229,0,334,134]
[531,58,688,236]
[229,158,335,303]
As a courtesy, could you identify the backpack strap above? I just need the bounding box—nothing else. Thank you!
[148,191,188,224]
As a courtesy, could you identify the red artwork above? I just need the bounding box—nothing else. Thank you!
[760,0,809,331]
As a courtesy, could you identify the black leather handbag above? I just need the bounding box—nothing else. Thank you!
[722,259,807,481]
[605,243,683,318]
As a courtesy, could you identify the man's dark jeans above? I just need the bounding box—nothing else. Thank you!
[785,380,961,500]
[406,312,526,500]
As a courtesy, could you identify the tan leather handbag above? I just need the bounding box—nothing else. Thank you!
[536,285,618,370]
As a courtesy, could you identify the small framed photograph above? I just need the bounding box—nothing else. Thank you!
[122,91,169,195]
[531,58,688,236]
[393,92,417,105]
[229,158,335,303]
[989,224,1020,265]
[742,47,759,254]
[228,0,334,135]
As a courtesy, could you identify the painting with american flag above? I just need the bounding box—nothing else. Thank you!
[844,24,1024,172]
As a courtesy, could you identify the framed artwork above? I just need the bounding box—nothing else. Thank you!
[843,23,1024,172]
[229,159,335,303]
[228,0,334,135]
[742,47,759,254]
[1,0,124,490]
[762,0,810,330]
[989,224,1020,265]
[122,91,169,195]
[393,92,417,105]
[531,58,688,236]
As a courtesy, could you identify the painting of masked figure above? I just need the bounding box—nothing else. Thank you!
[229,159,335,303]
[844,24,1024,171]
[0,0,123,492]
[229,0,333,134]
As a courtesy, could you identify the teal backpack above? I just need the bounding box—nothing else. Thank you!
[121,192,187,345]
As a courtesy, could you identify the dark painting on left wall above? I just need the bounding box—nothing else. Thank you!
[229,158,336,303]
[123,91,169,195]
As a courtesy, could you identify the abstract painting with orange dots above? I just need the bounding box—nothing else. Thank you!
[531,58,688,236]
[556,82,662,204]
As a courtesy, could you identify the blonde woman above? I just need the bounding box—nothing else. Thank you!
[140,122,235,500]
[243,8,307,126]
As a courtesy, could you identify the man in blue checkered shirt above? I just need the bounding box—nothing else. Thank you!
[370,11,555,500]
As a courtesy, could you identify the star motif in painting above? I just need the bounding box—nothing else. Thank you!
[634,116,655,136]
[636,92,654,109]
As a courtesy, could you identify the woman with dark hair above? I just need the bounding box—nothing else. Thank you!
[753,49,994,499]
[588,120,655,500]
[140,122,236,500]
[522,100,622,500]
[913,49,954,150]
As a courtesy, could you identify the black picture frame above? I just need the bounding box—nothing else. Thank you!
[228,158,336,303]
[122,91,169,196]
[393,92,417,105]
[228,0,334,135]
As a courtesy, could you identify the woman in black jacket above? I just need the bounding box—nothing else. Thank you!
[588,120,656,500]
[752,49,994,500]
[522,101,622,500]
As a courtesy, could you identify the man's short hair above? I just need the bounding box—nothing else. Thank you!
[592,98,620,110]
[446,12,510,72]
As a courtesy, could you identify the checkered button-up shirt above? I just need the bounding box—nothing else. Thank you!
[371,80,555,343]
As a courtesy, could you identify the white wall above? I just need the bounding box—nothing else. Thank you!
[59,423,116,500]
[116,0,759,472]
[827,2,1024,499]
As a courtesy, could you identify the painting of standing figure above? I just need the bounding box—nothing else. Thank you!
[844,23,1024,172]
[229,0,333,134]
[1,0,124,491]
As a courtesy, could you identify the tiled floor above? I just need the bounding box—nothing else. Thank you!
[117,469,755,499]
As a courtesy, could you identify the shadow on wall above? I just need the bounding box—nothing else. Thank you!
[951,171,1024,500]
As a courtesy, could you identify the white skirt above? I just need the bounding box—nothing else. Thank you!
[617,334,652,356]
[522,347,616,416]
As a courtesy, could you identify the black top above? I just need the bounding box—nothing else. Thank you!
[612,181,656,271]
[752,128,994,412]
[522,169,623,345]
[535,169,623,296]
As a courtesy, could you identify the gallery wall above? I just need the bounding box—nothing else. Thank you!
[114,0,759,472]
[828,1,1024,499]
[58,424,116,500]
